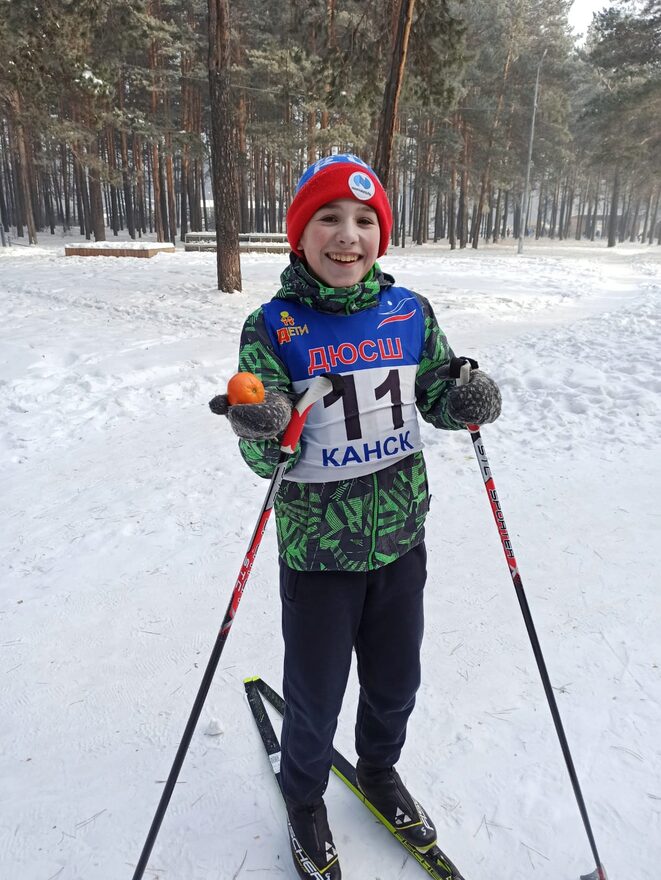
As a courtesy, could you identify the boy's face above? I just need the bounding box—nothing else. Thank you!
[297,199,380,288]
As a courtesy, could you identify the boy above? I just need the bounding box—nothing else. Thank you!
[213,154,501,879]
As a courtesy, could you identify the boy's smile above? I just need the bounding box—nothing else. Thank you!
[297,199,381,288]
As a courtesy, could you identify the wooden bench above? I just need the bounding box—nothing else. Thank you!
[185,232,290,254]
[65,242,175,258]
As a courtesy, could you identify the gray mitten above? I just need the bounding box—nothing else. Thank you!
[447,370,502,425]
[208,390,292,440]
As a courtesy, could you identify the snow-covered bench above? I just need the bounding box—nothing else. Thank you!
[184,231,289,253]
[64,242,176,258]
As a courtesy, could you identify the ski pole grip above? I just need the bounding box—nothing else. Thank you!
[458,361,471,387]
[280,373,342,454]
[447,355,479,385]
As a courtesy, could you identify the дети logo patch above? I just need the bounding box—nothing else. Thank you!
[276,310,309,344]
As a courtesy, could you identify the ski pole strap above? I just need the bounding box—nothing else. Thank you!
[432,356,479,386]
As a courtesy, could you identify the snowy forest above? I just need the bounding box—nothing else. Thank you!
[1,0,660,253]
[3,4,661,880]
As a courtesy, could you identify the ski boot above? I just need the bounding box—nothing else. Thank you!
[286,797,341,880]
[356,760,437,852]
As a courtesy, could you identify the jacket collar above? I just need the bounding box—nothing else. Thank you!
[274,254,394,315]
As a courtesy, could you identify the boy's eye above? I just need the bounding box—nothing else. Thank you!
[316,214,375,224]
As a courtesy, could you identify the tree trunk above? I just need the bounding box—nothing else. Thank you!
[558,176,567,241]
[8,91,38,244]
[513,198,521,239]
[254,147,263,232]
[640,188,653,242]
[576,177,589,240]
[11,137,25,238]
[619,184,631,242]
[469,201,478,242]
[106,129,120,235]
[157,152,169,239]
[147,36,164,238]
[0,137,11,234]
[484,186,494,241]
[134,135,146,236]
[563,172,575,238]
[149,143,163,238]
[87,138,106,242]
[492,187,502,243]
[433,176,443,242]
[201,162,209,231]
[268,151,277,233]
[118,79,136,239]
[73,147,87,236]
[0,161,8,236]
[2,125,18,229]
[43,165,55,234]
[191,157,202,232]
[549,176,560,238]
[590,176,600,240]
[400,162,407,248]
[0,125,12,234]
[208,0,242,291]
[180,40,195,240]
[501,190,509,237]
[53,158,65,228]
[628,194,642,242]
[535,176,545,239]
[458,120,469,248]
[27,134,42,232]
[472,38,515,249]
[607,169,620,248]
[448,163,457,249]
[373,0,416,188]
[307,112,316,166]
[391,152,400,247]
[413,117,426,245]
[648,187,660,245]
[165,141,177,244]
[237,92,249,232]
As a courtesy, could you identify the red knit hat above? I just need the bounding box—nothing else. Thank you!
[287,154,392,258]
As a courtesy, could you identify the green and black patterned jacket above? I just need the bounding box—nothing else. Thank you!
[237,256,463,572]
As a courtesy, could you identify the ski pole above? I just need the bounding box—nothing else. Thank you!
[131,373,340,880]
[450,356,607,880]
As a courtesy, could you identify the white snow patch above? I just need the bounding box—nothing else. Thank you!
[205,718,224,737]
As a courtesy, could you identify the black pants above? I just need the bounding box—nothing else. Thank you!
[279,542,427,805]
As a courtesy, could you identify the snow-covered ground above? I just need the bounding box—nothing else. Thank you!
[2,237,660,880]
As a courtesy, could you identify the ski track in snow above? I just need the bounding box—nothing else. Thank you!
[1,240,660,880]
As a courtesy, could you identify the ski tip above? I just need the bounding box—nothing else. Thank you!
[243,675,262,684]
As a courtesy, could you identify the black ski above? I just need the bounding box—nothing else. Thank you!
[244,675,467,880]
